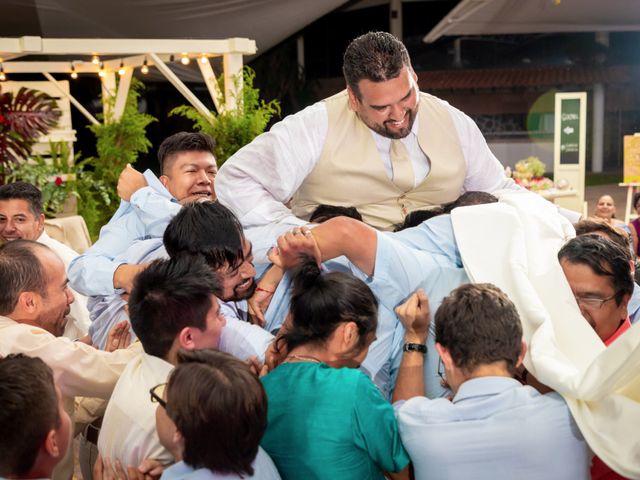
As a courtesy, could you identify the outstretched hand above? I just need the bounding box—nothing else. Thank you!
[268,226,321,271]
[395,288,430,342]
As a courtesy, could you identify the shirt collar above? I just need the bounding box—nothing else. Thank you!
[604,317,632,346]
[453,376,521,403]
[143,169,175,202]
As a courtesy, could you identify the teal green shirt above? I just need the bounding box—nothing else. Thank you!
[261,362,409,480]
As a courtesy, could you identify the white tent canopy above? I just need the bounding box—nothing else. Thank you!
[424,0,640,43]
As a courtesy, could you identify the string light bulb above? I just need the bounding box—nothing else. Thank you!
[91,54,100,65]
[141,57,149,74]
[180,53,190,65]
[98,62,106,78]
[200,54,208,64]
[70,64,78,79]
[118,60,126,76]
[0,65,6,82]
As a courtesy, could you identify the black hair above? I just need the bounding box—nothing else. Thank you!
[309,204,363,223]
[342,31,411,100]
[158,132,216,174]
[0,181,43,217]
[278,257,378,354]
[558,234,634,306]
[128,255,219,359]
[163,201,245,271]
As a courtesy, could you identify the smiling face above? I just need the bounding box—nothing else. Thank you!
[215,238,257,302]
[595,195,616,220]
[35,248,74,337]
[347,65,419,140]
[560,259,629,342]
[160,151,217,202]
[0,198,45,242]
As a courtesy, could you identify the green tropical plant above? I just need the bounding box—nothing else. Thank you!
[80,77,156,237]
[170,66,280,164]
[6,141,79,216]
[0,86,61,166]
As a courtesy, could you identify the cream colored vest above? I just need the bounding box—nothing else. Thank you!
[292,90,466,230]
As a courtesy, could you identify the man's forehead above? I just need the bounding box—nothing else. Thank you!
[172,151,216,169]
[0,199,34,217]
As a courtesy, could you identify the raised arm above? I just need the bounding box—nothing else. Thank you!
[215,102,328,228]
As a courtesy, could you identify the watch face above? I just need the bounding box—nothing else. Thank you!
[404,342,427,353]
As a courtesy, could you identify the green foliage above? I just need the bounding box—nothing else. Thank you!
[170,66,280,164]
[0,86,61,165]
[81,78,157,237]
[6,142,78,216]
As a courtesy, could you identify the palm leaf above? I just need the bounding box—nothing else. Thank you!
[0,86,61,166]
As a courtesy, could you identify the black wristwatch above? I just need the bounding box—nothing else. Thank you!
[403,342,427,354]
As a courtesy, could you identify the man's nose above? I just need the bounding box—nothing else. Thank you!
[66,287,76,305]
[240,261,256,279]
[389,103,404,121]
[198,170,212,184]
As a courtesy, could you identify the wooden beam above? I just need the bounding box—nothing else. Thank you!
[223,53,243,112]
[149,53,213,120]
[0,36,256,55]
[42,72,100,126]
[101,72,117,119]
[113,68,133,121]
[197,57,224,114]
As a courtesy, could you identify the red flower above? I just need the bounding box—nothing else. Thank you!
[0,114,6,125]
[54,176,63,186]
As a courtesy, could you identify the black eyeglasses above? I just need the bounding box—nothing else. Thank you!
[149,383,167,409]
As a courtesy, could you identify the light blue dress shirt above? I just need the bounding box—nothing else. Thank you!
[396,377,591,480]
[69,170,180,297]
[87,237,274,361]
[160,448,281,480]
[263,215,468,399]
[627,283,640,324]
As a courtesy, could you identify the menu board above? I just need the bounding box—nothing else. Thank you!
[623,135,640,183]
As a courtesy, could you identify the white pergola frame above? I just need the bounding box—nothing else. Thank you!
[0,36,257,125]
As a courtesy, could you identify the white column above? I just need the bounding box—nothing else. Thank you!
[390,0,403,40]
[592,83,605,173]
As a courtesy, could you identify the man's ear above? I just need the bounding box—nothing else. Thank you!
[435,342,453,369]
[43,428,61,458]
[177,327,196,351]
[36,213,45,233]
[515,339,528,369]
[346,86,360,111]
[159,175,170,189]
[18,291,39,314]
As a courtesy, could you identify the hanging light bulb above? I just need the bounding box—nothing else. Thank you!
[200,54,208,64]
[98,62,106,78]
[70,64,78,79]
[118,60,126,76]
[141,57,149,74]
[180,53,190,65]
[0,65,6,82]
[91,54,100,65]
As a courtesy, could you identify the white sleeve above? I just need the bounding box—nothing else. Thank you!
[215,102,328,228]
[218,303,274,362]
[446,101,519,192]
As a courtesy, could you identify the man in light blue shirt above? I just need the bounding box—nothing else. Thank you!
[263,213,470,399]
[393,283,590,480]
[69,132,217,297]
[88,202,273,362]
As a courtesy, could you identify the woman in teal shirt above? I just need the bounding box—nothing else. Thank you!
[261,258,410,480]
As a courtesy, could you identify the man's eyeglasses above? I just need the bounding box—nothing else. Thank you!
[437,357,445,381]
[574,293,616,309]
[149,383,167,409]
